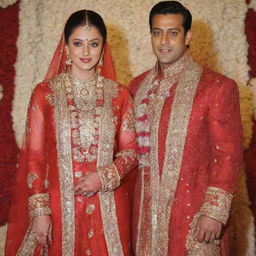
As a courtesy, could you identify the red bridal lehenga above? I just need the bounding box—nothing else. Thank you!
[5,35,137,256]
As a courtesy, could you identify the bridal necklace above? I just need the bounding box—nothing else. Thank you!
[65,72,104,162]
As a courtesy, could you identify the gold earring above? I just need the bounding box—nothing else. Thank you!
[66,54,72,65]
[99,55,103,66]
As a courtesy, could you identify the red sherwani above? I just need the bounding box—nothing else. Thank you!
[129,52,243,256]
[6,73,137,256]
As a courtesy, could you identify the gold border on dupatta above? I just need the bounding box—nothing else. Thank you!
[51,73,75,256]
[97,78,124,256]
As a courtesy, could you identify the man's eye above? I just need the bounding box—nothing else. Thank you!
[90,42,99,47]
[73,41,82,47]
[169,31,178,36]
[153,31,161,36]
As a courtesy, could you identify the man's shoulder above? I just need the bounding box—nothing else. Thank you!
[201,67,236,86]
[129,69,152,97]
[131,69,152,84]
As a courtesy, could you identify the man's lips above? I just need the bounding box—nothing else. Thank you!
[159,48,171,53]
[80,58,92,63]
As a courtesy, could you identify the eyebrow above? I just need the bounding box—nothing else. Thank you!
[152,28,181,31]
[71,38,100,42]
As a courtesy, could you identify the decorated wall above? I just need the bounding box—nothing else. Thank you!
[1,0,256,255]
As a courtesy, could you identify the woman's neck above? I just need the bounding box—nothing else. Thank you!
[70,67,96,81]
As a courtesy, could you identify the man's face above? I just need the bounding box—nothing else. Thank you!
[151,14,192,69]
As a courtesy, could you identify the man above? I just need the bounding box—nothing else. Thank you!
[129,1,243,255]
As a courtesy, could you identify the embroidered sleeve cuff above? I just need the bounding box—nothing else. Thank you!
[114,149,137,177]
[199,186,233,225]
[28,193,52,218]
[97,164,121,192]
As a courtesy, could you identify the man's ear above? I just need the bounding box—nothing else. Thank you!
[185,29,192,46]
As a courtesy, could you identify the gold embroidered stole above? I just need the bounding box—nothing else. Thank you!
[52,74,124,255]
[134,59,202,256]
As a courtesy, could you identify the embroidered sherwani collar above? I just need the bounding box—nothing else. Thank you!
[154,50,191,82]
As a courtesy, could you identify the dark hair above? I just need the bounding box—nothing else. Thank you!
[64,10,107,44]
[149,1,192,33]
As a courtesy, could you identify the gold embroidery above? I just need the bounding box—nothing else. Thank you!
[186,214,220,256]
[116,149,136,159]
[122,106,135,132]
[199,186,233,225]
[98,164,121,192]
[74,171,82,178]
[51,74,124,255]
[65,75,101,163]
[45,93,55,105]
[27,173,39,189]
[134,53,203,256]
[28,193,51,218]
[97,79,124,256]
[86,204,96,214]
[88,229,94,238]
[51,73,75,256]
[85,249,92,255]
[17,224,37,256]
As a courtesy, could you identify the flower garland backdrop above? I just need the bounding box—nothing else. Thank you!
[3,0,254,255]
[0,2,19,226]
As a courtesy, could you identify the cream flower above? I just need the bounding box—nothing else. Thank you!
[248,0,256,11]
[0,0,17,8]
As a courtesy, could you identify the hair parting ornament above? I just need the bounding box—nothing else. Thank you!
[84,10,91,33]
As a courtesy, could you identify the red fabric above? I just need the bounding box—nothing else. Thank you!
[245,4,256,78]
[244,121,256,227]
[0,2,19,226]
[130,68,243,255]
[6,30,136,255]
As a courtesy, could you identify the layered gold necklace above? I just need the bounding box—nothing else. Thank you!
[65,73,104,162]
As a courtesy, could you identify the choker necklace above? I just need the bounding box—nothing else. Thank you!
[68,74,98,111]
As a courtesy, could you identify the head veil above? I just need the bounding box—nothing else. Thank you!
[5,26,117,255]
[44,33,116,81]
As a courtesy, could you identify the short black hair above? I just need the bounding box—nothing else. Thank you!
[64,10,107,44]
[149,1,192,33]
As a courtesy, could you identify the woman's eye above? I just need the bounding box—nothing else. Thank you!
[73,41,82,47]
[90,42,99,47]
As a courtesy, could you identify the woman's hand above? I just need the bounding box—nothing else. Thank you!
[32,215,52,247]
[74,172,101,196]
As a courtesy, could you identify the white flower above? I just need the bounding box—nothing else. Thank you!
[0,0,17,8]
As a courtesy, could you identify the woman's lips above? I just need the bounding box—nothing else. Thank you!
[80,58,92,63]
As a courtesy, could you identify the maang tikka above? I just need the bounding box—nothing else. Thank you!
[84,10,91,33]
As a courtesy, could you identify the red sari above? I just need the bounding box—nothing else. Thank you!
[130,52,243,256]
[6,37,137,256]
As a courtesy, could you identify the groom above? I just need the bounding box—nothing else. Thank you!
[129,1,243,255]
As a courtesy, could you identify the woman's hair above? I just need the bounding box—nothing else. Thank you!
[64,9,107,44]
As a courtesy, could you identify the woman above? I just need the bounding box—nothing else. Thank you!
[5,10,137,256]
